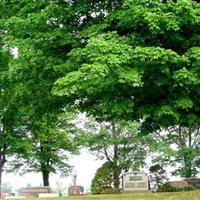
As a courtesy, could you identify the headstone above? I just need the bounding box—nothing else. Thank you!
[68,186,84,196]
[184,178,200,189]
[19,187,52,197]
[168,181,188,188]
[123,172,149,192]
[68,174,84,196]
[38,193,59,198]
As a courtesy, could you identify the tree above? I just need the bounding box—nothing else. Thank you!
[28,114,79,186]
[0,3,34,197]
[54,0,200,132]
[2,1,82,186]
[149,164,168,190]
[80,119,151,189]
[8,112,80,186]
[91,161,120,194]
[152,126,200,178]
[54,1,200,177]
[2,0,125,186]
[0,47,31,197]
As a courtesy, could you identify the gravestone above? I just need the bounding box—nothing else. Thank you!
[19,187,52,197]
[123,172,149,192]
[68,186,84,196]
[68,175,84,196]
[184,178,200,189]
[168,180,188,188]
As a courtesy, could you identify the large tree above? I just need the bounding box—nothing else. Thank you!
[54,0,200,131]
[2,0,124,186]
[0,47,31,197]
[53,1,200,179]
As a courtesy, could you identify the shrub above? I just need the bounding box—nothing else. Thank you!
[101,188,120,194]
[181,185,195,191]
[157,183,177,192]
[149,164,168,190]
[157,183,196,193]
[91,161,120,195]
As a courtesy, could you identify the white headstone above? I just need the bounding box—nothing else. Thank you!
[38,193,59,198]
[123,172,149,192]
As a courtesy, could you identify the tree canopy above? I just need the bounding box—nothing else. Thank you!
[54,0,200,133]
[1,0,200,190]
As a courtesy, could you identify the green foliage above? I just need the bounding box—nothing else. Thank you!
[83,119,150,170]
[91,161,120,195]
[53,0,200,133]
[80,119,151,189]
[149,164,168,190]
[152,126,200,178]
[157,183,177,193]
[101,188,120,194]
[2,0,200,190]
[7,112,80,186]
[157,183,195,193]
[181,185,196,191]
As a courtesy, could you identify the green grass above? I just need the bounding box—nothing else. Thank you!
[9,191,200,200]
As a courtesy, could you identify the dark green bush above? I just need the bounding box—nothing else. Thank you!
[91,161,120,195]
[158,183,177,192]
[101,188,120,194]
[181,185,196,191]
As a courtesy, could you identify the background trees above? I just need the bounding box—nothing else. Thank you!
[81,119,151,189]
[152,126,200,178]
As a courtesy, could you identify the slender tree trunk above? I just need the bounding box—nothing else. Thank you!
[0,152,6,199]
[0,165,2,199]
[185,128,193,178]
[188,127,192,148]
[111,122,120,189]
[42,171,50,186]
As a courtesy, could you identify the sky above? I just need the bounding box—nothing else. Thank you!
[4,150,104,193]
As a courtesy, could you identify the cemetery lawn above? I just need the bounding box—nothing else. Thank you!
[10,191,200,200]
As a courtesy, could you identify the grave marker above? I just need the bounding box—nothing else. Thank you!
[123,172,149,192]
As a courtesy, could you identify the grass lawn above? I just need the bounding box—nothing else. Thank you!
[9,191,200,200]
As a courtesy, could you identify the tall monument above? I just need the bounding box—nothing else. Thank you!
[68,174,84,196]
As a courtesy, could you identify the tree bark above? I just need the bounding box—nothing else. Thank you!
[113,168,120,189]
[111,122,120,189]
[42,171,50,186]
[0,165,2,198]
[0,152,6,198]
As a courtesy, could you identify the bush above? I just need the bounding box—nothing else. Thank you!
[158,183,177,192]
[91,161,120,195]
[157,183,196,193]
[180,185,196,191]
[149,164,168,189]
[101,188,120,194]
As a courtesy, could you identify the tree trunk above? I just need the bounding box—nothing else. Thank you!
[0,165,2,199]
[0,159,6,198]
[111,122,120,189]
[113,168,120,189]
[42,171,50,186]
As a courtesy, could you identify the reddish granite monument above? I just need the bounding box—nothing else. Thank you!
[68,175,84,196]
